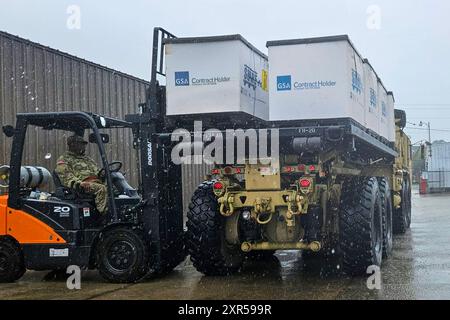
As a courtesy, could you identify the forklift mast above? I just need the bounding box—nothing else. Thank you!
[126,28,184,268]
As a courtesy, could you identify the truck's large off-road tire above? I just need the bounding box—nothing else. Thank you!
[378,178,393,258]
[0,238,26,283]
[393,176,412,234]
[339,177,383,275]
[96,227,149,283]
[186,181,243,276]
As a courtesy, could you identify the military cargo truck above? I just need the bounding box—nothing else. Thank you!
[184,111,411,275]
[165,34,412,275]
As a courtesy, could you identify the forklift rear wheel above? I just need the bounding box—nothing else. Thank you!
[378,178,393,258]
[393,176,412,234]
[339,177,383,275]
[186,181,244,276]
[96,227,149,283]
[0,238,26,283]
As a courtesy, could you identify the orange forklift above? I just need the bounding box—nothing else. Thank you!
[2,32,190,286]
[0,28,186,283]
[0,108,185,283]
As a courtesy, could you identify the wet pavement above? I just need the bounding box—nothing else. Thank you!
[1,185,449,300]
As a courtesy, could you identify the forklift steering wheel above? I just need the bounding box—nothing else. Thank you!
[98,161,122,180]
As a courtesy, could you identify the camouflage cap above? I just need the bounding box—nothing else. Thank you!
[67,134,88,145]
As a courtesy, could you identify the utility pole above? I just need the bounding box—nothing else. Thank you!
[419,121,432,159]
[419,121,431,144]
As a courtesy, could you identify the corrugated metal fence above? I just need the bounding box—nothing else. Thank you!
[0,31,205,212]
[0,31,148,189]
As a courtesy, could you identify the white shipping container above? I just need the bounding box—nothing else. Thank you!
[267,35,366,128]
[424,141,450,191]
[165,35,269,121]
[363,60,379,134]
[425,171,450,191]
[386,92,396,142]
[427,141,450,171]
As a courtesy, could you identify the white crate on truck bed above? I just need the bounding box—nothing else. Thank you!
[165,35,269,121]
[386,92,396,142]
[364,59,380,134]
[378,80,391,141]
[267,35,366,129]
[365,58,395,142]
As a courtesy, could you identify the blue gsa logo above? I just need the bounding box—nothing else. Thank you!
[277,75,291,91]
[175,71,189,86]
[352,69,363,94]
[369,88,377,107]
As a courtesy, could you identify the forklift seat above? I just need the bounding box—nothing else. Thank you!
[53,170,94,201]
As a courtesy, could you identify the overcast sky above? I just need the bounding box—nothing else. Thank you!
[1,0,449,143]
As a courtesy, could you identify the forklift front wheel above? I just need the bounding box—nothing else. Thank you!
[0,238,26,283]
[96,227,149,283]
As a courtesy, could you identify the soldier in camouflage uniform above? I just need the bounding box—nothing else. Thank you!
[55,135,108,214]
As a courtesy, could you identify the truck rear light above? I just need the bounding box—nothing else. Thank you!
[213,182,223,190]
[282,165,318,174]
[213,182,224,190]
[224,166,233,175]
[284,166,294,173]
[299,179,311,188]
[213,181,226,196]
